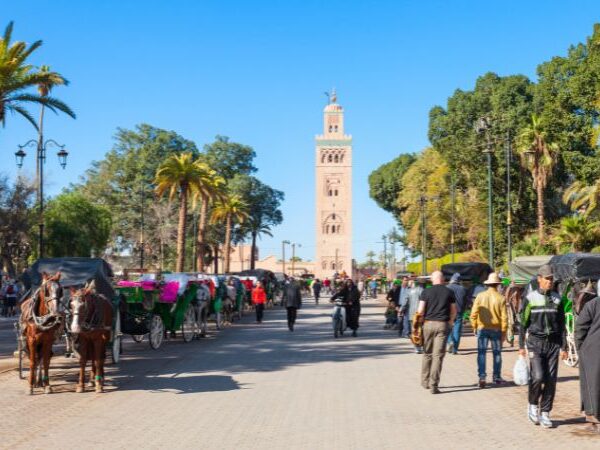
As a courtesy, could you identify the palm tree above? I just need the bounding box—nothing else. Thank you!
[563,179,600,217]
[245,219,273,270]
[0,22,75,129]
[210,194,249,273]
[193,163,225,271]
[155,153,206,272]
[516,115,559,243]
[553,216,599,252]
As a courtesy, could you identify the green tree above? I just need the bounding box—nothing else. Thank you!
[155,153,207,272]
[553,216,599,252]
[563,178,600,217]
[368,153,415,221]
[74,124,199,266]
[0,22,75,129]
[516,115,560,242]
[210,194,250,273]
[44,192,111,258]
[229,174,284,269]
[203,135,257,181]
[0,176,35,275]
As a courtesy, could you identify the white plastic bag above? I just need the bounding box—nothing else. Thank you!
[513,356,530,386]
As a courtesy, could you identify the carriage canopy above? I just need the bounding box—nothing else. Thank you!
[508,255,553,285]
[549,253,600,283]
[441,262,492,282]
[24,257,115,299]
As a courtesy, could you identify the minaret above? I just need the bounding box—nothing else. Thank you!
[315,90,353,279]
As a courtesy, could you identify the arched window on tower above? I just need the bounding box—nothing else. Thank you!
[325,225,329,234]
[328,190,333,196]
[334,125,338,132]
[328,154,333,163]
[322,261,327,269]
[321,154,326,164]
[329,125,333,132]
[340,154,344,163]
[334,189,338,196]
[331,262,336,270]
[334,154,339,163]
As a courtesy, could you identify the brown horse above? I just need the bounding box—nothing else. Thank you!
[20,272,64,395]
[69,281,113,393]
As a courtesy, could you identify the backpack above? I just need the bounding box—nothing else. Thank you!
[6,284,15,295]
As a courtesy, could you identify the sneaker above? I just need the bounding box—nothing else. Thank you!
[493,377,505,385]
[540,412,553,429]
[447,342,454,353]
[478,379,486,389]
[528,405,540,425]
[352,330,357,337]
[431,387,441,394]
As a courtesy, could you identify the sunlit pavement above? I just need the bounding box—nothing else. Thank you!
[0,296,597,449]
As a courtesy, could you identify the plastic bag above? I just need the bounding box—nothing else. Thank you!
[513,356,530,386]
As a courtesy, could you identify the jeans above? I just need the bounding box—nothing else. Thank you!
[447,317,463,353]
[286,307,297,329]
[527,337,560,412]
[255,303,264,322]
[477,329,502,380]
[421,321,449,388]
[399,313,410,337]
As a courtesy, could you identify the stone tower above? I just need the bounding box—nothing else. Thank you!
[315,90,353,279]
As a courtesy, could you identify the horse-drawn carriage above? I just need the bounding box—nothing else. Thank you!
[115,272,198,350]
[18,257,120,393]
[549,253,600,368]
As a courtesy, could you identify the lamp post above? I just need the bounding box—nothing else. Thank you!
[475,117,494,268]
[282,240,290,275]
[505,131,513,264]
[291,243,301,276]
[450,173,456,263]
[15,138,69,258]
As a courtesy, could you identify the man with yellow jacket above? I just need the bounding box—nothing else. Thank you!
[470,272,507,389]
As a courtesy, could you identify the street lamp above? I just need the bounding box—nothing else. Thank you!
[475,117,495,268]
[282,240,290,275]
[419,195,439,275]
[291,243,301,276]
[15,138,70,258]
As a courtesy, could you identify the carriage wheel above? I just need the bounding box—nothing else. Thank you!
[182,305,195,343]
[111,309,122,364]
[564,335,579,367]
[132,334,145,343]
[149,315,164,350]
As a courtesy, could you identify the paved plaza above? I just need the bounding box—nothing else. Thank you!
[0,296,598,450]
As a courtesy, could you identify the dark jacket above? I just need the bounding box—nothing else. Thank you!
[332,285,361,330]
[283,282,302,309]
[312,282,322,295]
[519,288,566,349]
[576,297,600,421]
[447,282,468,316]
[386,286,401,307]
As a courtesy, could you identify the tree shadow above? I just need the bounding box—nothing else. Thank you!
[117,374,245,394]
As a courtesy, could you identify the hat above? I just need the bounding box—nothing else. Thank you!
[450,273,461,283]
[537,264,553,278]
[483,272,502,285]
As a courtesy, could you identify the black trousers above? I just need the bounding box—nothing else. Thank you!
[527,337,561,412]
[255,304,264,322]
[286,307,297,327]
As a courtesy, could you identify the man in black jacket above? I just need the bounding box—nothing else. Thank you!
[519,264,568,428]
[283,279,302,331]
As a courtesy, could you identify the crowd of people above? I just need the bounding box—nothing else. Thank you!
[381,266,600,433]
[0,275,20,317]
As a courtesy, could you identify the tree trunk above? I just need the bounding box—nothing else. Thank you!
[196,197,208,272]
[250,231,257,270]
[536,178,545,244]
[223,215,232,273]
[176,187,188,272]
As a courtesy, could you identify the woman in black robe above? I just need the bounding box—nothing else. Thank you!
[331,279,361,337]
[575,296,600,433]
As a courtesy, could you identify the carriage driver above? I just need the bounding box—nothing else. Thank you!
[519,264,568,429]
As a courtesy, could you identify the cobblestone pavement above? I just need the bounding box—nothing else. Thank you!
[0,296,598,449]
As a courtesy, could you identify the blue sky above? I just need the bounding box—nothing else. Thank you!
[1,1,598,263]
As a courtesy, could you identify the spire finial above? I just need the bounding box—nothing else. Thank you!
[331,88,337,103]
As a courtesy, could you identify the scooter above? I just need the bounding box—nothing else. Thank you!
[331,299,347,338]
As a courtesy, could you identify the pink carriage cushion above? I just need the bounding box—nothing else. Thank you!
[141,280,159,291]
[117,280,141,288]
[159,281,179,303]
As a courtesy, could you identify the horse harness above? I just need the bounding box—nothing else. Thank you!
[25,280,63,332]
[72,292,112,332]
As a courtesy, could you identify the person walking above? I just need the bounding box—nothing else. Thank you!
[312,279,322,305]
[470,272,508,388]
[407,279,424,353]
[369,278,378,298]
[3,278,19,317]
[252,281,267,323]
[417,271,456,394]
[398,277,410,337]
[519,264,568,428]
[283,279,302,331]
[331,279,361,337]
[576,294,600,433]
[446,273,468,354]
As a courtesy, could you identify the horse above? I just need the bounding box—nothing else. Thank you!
[19,272,64,395]
[69,281,113,393]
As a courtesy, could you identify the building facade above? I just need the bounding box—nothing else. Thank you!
[315,90,353,279]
